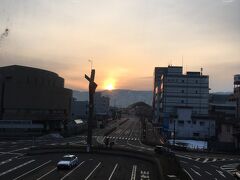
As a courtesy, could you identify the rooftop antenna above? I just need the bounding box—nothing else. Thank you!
[200,67,203,76]
[182,56,184,73]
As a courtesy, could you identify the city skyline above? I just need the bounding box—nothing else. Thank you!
[0,0,239,91]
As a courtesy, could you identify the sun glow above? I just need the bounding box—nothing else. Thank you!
[104,79,115,90]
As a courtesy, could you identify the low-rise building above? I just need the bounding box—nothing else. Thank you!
[0,65,72,136]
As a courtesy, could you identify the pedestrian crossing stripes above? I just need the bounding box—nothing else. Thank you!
[221,163,239,176]
[178,154,240,163]
[78,135,140,141]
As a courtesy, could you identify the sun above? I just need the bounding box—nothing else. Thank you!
[106,84,114,90]
[104,79,115,90]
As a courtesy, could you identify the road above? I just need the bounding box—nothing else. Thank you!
[177,151,240,180]
[0,117,157,180]
[0,117,239,180]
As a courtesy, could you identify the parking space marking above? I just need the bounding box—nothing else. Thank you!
[13,160,52,180]
[36,167,57,180]
[183,168,193,180]
[0,159,35,177]
[205,171,212,176]
[0,155,20,166]
[216,170,226,178]
[85,162,101,180]
[60,161,85,180]
[190,168,201,176]
[130,165,137,180]
[108,163,118,180]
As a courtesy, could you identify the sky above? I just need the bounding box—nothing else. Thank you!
[0,0,239,92]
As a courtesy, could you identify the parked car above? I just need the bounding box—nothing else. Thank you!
[57,155,79,169]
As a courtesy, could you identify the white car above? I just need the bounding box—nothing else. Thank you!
[57,155,79,169]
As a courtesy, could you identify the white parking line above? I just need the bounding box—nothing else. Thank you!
[190,168,201,176]
[60,161,85,180]
[205,171,212,176]
[13,160,52,180]
[108,163,118,180]
[130,165,137,180]
[203,158,209,163]
[85,162,101,180]
[216,170,226,178]
[36,167,57,180]
[0,160,35,177]
[183,168,193,180]
[212,158,217,162]
[0,155,20,166]
[193,165,200,169]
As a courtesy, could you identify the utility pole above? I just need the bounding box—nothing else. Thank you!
[85,69,97,152]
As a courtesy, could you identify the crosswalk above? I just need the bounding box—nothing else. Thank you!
[221,163,239,176]
[78,135,140,141]
[177,154,240,163]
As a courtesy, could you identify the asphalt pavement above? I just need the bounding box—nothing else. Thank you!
[1,117,240,180]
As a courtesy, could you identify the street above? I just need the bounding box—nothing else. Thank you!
[0,117,239,180]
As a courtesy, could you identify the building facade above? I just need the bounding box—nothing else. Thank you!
[153,66,213,139]
[0,65,72,136]
[71,99,88,120]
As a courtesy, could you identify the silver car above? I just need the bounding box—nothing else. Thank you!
[57,155,79,169]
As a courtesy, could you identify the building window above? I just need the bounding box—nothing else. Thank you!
[187,121,191,124]
[181,100,184,103]
[196,90,198,94]
[200,121,205,126]
[182,90,184,93]
[182,80,184,83]
[196,80,198,83]
[193,120,196,124]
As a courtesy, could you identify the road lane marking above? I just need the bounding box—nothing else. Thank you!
[0,160,35,177]
[130,165,137,180]
[195,158,200,161]
[216,170,226,178]
[193,165,200,169]
[108,163,118,180]
[0,155,21,166]
[190,168,201,176]
[212,158,217,162]
[183,168,193,180]
[203,158,209,163]
[36,167,57,180]
[85,162,101,180]
[60,161,85,180]
[13,160,51,180]
[205,171,212,175]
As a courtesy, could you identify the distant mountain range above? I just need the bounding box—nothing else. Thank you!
[73,89,152,108]
[72,90,232,108]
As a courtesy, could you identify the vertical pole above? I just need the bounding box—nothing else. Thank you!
[173,118,176,145]
[0,81,5,120]
[87,85,94,151]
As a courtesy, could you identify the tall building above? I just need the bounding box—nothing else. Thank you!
[153,66,214,139]
[0,65,72,136]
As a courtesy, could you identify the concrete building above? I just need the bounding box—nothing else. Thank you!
[94,92,110,127]
[71,99,88,120]
[153,66,213,139]
[0,65,72,136]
